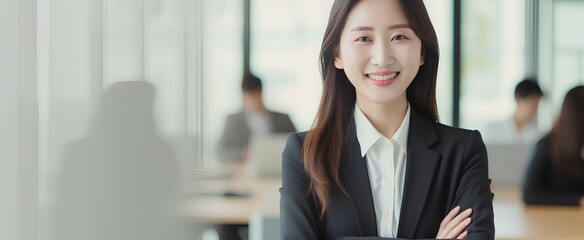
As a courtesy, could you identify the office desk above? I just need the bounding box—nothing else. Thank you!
[493,186,584,240]
[177,163,280,225]
[176,166,584,239]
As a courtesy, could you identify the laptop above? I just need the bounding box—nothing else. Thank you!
[245,133,290,177]
[486,143,534,187]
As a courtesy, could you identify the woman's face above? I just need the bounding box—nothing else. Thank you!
[334,0,423,107]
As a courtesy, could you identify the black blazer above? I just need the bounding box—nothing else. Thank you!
[280,109,494,240]
[523,137,584,205]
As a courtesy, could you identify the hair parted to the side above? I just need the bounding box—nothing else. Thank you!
[548,86,584,179]
[303,0,440,218]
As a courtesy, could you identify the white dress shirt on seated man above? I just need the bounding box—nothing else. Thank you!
[483,117,542,145]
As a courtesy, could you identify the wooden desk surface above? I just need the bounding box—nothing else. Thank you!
[176,165,584,239]
[175,163,280,225]
[493,186,584,240]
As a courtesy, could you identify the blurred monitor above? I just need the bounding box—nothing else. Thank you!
[246,133,289,177]
[487,144,534,187]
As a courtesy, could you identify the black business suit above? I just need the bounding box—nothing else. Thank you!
[280,108,494,240]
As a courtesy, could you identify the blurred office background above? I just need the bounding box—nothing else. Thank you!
[2,0,584,239]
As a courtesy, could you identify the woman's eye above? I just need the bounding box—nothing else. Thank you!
[391,35,408,41]
[355,36,371,42]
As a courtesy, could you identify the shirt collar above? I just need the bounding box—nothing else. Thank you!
[354,103,410,157]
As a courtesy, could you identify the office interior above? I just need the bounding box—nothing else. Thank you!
[2,0,584,239]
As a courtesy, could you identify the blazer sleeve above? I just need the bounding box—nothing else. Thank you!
[452,130,495,240]
[522,139,581,205]
[280,133,320,240]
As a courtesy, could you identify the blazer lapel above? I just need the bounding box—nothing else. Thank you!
[397,109,440,238]
[341,119,378,236]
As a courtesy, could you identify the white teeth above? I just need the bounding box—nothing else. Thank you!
[368,72,398,81]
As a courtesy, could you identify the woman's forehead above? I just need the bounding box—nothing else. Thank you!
[344,0,409,29]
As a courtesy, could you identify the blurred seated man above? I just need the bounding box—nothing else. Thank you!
[484,78,544,144]
[218,73,296,162]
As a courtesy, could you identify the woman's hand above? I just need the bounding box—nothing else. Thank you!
[436,206,472,239]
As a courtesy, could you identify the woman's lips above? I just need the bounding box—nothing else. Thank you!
[366,72,400,86]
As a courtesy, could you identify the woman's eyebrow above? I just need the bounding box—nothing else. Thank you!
[350,23,411,32]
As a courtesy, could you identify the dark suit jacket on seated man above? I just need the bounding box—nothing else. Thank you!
[218,73,296,162]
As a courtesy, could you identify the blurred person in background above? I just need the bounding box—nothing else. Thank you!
[218,72,296,162]
[215,73,296,239]
[50,81,188,240]
[523,85,584,206]
[484,78,544,144]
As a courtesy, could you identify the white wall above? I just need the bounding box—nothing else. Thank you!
[0,0,39,239]
[0,1,21,239]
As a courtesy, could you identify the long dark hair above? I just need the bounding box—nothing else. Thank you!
[303,0,440,217]
[547,86,584,179]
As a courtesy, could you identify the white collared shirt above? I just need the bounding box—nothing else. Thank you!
[354,103,410,238]
[244,111,272,135]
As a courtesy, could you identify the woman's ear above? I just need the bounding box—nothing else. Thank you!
[420,51,425,66]
[334,54,344,69]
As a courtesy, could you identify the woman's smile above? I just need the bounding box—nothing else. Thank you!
[366,71,400,86]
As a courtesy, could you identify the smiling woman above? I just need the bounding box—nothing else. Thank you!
[333,1,424,113]
[279,0,495,239]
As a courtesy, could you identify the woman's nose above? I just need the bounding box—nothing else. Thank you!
[370,41,395,67]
